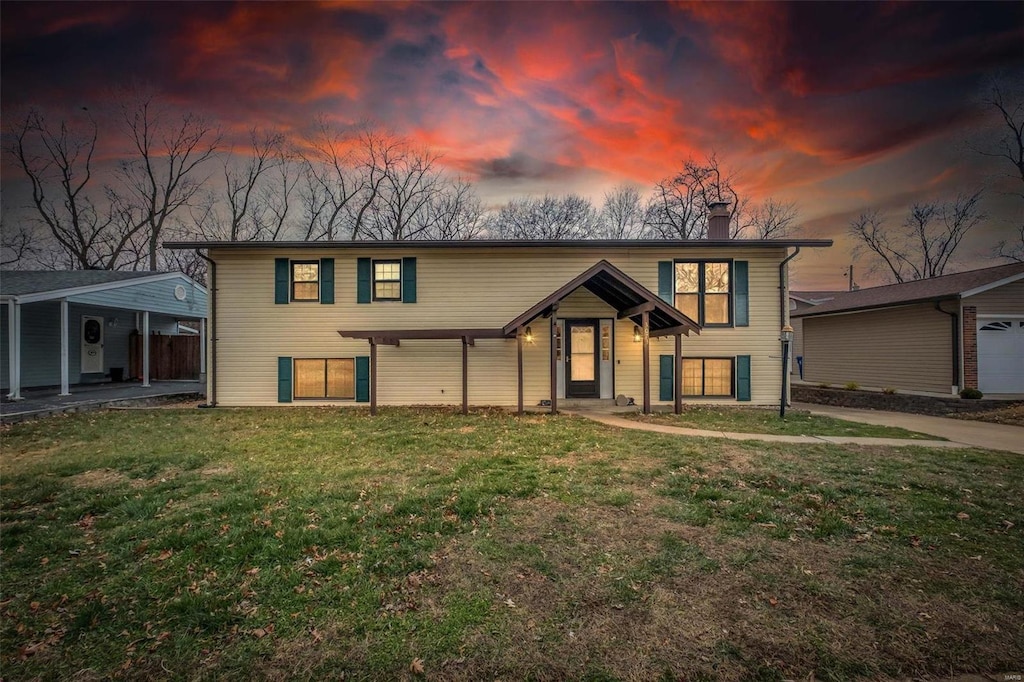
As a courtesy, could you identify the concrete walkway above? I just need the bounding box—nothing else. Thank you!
[794,402,1024,455]
[1,381,205,424]
[565,409,961,450]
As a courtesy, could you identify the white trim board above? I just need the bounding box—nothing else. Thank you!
[0,272,206,305]
[960,272,1024,299]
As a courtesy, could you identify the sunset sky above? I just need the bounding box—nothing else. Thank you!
[2,1,1022,288]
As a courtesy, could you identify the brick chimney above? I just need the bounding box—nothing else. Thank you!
[707,201,731,240]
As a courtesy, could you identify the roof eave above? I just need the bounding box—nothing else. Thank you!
[164,238,833,250]
[792,294,960,319]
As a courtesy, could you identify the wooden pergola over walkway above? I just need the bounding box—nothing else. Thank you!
[339,260,700,416]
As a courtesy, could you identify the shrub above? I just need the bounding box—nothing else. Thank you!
[882,387,897,395]
[844,381,860,391]
[817,383,831,389]
[959,388,984,399]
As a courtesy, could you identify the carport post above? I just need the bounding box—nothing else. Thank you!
[142,311,151,387]
[199,318,207,375]
[6,300,21,400]
[59,298,70,396]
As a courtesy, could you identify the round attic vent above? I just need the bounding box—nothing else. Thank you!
[174,284,187,301]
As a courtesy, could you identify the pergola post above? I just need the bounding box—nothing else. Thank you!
[6,300,21,400]
[59,298,70,396]
[461,336,469,415]
[674,333,682,415]
[142,310,151,387]
[517,326,524,416]
[549,305,558,415]
[370,340,378,416]
[642,309,650,414]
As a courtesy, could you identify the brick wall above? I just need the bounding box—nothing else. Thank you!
[962,306,977,390]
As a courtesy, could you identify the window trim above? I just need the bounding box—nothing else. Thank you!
[290,260,320,302]
[674,259,733,327]
[372,259,402,301]
[681,356,736,398]
[292,358,356,400]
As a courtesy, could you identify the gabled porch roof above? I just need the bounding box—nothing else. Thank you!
[502,259,700,337]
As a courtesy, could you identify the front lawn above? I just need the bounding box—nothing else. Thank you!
[2,407,1020,680]
[627,406,938,439]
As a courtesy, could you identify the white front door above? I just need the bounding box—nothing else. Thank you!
[977,319,1024,394]
[81,316,104,374]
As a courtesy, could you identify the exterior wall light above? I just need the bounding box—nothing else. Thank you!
[524,326,534,344]
[633,325,642,343]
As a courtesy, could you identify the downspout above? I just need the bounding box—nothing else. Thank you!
[779,247,801,327]
[196,250,217,407]
[935,299,960,393]
[779,247,800,408]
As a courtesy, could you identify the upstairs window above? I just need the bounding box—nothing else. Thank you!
[373,260,401,300]
[675,260,731,326]
[291,261,320,302]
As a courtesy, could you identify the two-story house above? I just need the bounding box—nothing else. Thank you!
[167,209,830,414]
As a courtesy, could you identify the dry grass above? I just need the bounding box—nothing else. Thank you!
[2,407,1021,681]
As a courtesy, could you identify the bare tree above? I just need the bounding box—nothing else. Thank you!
[742,198,799,239]
[361,143,447,241]
[599,184,647,238]
[849,191,986,282]
[645,153,745,239]
[420,179,485,240]
[976,78,1024,261]
[297,118,366,241]
[221,128,288,241]
[115,89,220,268]
[5,109,141,269]
[490,194,599,239]
[0,219,36,267]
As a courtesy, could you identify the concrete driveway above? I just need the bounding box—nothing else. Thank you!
[794,402,1024,454]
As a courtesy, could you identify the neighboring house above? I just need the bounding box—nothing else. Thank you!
[168,214,830,413]
[1,270,208,398]
[792,263,1024,395]
[789,290,841,379]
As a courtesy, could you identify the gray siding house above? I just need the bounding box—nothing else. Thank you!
[2,271,207,398]
[792,263,1024,396]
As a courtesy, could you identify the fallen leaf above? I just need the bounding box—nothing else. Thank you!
[956,512,970,520]
[155,550,173,562]
[1002,520,1015,529]
[410,658,425,675]
[504,598,516,608]
[768,597,779,606]
[40,557,49,566]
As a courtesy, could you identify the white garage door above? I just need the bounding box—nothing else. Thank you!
[978,319,1024,394]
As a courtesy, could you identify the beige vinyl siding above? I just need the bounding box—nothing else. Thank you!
[212,247,788,406]
[802,303,953,393]
[790,299,816,377]
[966,280,1024,315]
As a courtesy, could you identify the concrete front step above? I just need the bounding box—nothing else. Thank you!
[558,398,619,408]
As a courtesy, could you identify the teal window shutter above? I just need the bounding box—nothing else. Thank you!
[320,258,335,304]
[401,257,417,303]
[736,355,751,401]
[275,258,289,304]
[734,261,749,327]
[659,354,674,401]
[658,261,674,304]
[278,357,292,403]
[357,258,371,304]
[355,356,370,402]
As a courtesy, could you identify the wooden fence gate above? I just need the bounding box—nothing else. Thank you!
[129,333,201,380]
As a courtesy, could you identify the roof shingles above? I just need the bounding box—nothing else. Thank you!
[792,263,1024,318]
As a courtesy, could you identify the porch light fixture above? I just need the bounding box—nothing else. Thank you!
[524,326,534,344]
[633,325,642,343]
